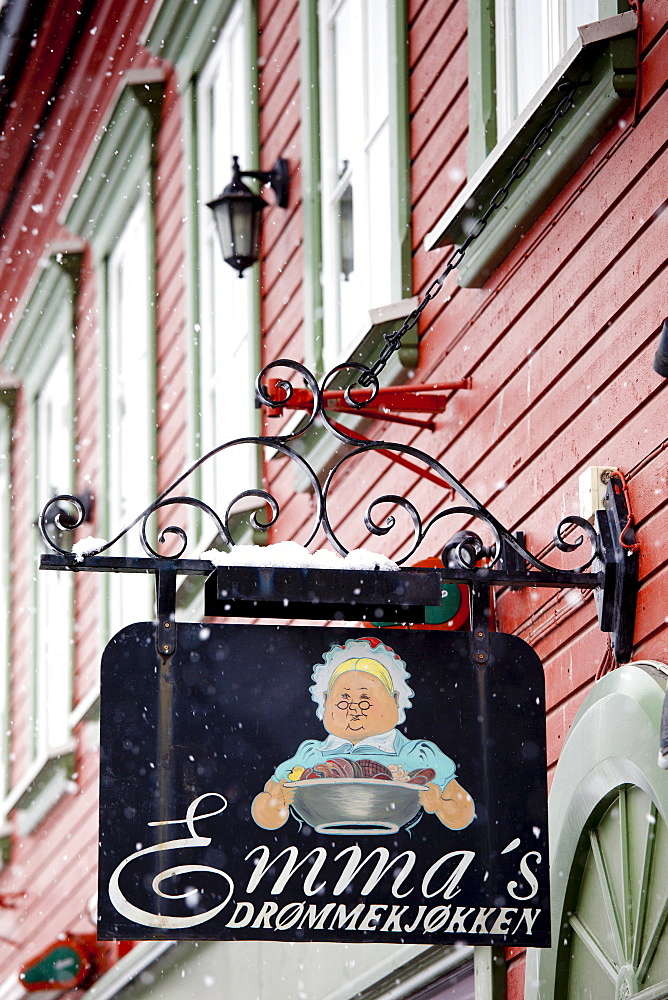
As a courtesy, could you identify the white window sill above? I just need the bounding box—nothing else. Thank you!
[3,743,77,837]
[324,296,420,377]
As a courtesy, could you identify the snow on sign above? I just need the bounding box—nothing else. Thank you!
[98,624,550,946]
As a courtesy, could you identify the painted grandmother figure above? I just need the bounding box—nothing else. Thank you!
[251,636,475,831]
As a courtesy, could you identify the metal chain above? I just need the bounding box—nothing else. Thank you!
[358,81,579,388]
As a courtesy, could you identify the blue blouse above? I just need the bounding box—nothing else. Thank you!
[272,729,456,790]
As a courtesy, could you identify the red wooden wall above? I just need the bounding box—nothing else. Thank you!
[259,1,668,995]
[0,0,187,978]
[0,0,666,996]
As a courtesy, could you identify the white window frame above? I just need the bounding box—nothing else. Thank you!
[34,350,75,763]
[319,0,403,369]
[106,190,156,637]
[196,0,259,537]
[495,0,600,137]
[0,397,12,805]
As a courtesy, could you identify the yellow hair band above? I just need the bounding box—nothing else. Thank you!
[327,657,395,697]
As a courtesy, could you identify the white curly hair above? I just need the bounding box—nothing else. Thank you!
[309,637,414,723]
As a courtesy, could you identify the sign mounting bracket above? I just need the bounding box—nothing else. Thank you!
[156,568,177,658]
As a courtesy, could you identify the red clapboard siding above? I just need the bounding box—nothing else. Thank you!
[410,4,466,117]
[258,6,300,107]
[262,173,303,259]
[507,954,526,999]
[154,73,189,501]
[411,85,468,223]
[258,0,302,374]
[0,2,85,211]
[639,21,668,112]
[641,0,668,51]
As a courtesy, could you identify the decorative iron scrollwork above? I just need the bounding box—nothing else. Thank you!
[40,358,601,576]
[38,358,637,662]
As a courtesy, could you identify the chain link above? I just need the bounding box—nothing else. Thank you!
[357,81,579,388]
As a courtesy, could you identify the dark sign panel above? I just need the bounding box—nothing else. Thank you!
[98,624,549,946]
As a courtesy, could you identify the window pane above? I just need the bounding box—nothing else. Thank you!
[564,0,599,45]
[514,0,547,119]
[497,0,601,136]
[320,0,399,366]
[198,1,257,527]
[365,0,389,140]
[367,122,392,307]
[333,0,361,173]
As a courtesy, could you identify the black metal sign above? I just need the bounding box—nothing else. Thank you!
[98,624,549,946]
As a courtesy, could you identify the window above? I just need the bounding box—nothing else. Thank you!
[106,192,155,635]
[65,83,161,638]
[35,351,74,760]
[0,260,80,829]
[319,0,407,368]
[495,0,598,137]
[196,0,258,522]
[425,1,636,286]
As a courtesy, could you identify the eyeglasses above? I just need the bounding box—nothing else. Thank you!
[335,699,371,712]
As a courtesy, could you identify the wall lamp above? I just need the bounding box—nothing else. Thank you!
[207,155,290,277]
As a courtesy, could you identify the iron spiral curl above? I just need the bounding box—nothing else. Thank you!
[39,360,601,582]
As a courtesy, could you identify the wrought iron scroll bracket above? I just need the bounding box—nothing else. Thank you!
[37,369,639,666]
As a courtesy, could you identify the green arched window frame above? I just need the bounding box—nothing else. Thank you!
[526,662,668,1000]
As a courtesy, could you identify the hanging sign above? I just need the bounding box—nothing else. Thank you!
[98,624,550,946]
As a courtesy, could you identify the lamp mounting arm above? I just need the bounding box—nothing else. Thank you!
[237,156,290,209]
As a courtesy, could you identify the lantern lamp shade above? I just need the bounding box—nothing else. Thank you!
[207,175,267,277]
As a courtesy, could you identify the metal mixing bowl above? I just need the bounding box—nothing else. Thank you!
[288,778,422,835]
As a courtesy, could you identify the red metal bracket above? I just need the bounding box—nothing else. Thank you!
[263,378,472,430]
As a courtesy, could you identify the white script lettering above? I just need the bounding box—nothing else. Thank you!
[108,793,234,929]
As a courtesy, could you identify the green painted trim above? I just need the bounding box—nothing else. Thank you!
[183,78,204,536]
[600,0,633,15]
[467,0,497,176]
[145,0,237,79]
[0,264,75,390]
[392,0,412,299]
[426,19,636,287]
[65,82,161,632]
[300,0,324,374]
[66,85,162,249]
[524,662,668,1000]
